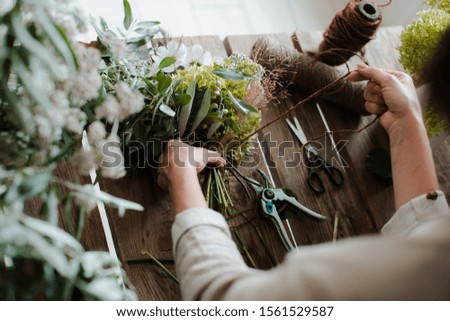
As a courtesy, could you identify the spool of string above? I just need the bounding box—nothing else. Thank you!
[250,37,368,115]
[317,0,382,66]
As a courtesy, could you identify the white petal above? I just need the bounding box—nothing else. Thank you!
[159,104,176,117]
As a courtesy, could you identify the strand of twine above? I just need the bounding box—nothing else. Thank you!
[239,71,352,144]
[317,0,383,66]
[377,0,393,7]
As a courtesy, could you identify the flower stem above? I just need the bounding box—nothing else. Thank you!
[141,250,179,285]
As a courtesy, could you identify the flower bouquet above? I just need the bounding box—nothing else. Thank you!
[92,1,269,214]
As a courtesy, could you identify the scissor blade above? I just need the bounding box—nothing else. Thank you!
[316,102,346,172]
[286,118,308,145]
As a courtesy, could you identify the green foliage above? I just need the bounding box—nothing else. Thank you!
[398,5,450,136]
[398,9,450,74]
[0,0,141,300]
[424,105,450,137]
[427,0,450,12]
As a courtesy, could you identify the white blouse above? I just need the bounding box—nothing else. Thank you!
[172,191,450,300]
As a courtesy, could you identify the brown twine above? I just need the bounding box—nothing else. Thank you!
[377,0,393,7]
[317,0,383,66]
[239,71,352,143]
[250,37,368,115]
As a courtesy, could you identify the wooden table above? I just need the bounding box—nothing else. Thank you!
[80,27,450,300]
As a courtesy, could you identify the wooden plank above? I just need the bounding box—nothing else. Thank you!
[23,161,109,252]
[224,33,358,248]
[292,28,401,231]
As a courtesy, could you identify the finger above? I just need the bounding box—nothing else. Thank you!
[347,70,367,82]
[206,150,226,167]
[365,101,388,115]
[355,64,399,86]
[364,89,385,105]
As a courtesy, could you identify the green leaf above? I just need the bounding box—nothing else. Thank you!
[213,69,252,80]
[174,94,191,106]
[227,90,249,114]
[123,0,133,30]
[156,71,172,92]
[190,88,211,134]
[136,21,161,28]
[34,7,76,70]
[179,80,196,137]
[158,56,176,69]
[207,110,223,139]
[236,99,258,113]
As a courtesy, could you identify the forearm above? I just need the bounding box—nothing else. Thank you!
[388,115,439,209]
[168,169,207,214]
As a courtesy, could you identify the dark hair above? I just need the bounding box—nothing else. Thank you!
[422,26,450,126]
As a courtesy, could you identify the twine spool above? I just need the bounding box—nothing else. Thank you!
[318,0,382,66]
[251,38,368,115]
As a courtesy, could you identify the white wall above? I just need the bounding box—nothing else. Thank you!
[76,0,426,41]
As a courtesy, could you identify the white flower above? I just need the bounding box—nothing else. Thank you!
[182,44,217,67]
[95,96,121,123]
[115,81,145,117]
[99,133,126,179]
[72,149,96,176]
[74,190,98,212]
[87,121,107,146]
[64,108,87,133]
[95,82,145,122]
[152,41,187,73]
[104,31,127,57]
[0,0,15,15]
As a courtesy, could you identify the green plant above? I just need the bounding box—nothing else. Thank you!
[397,2,450,136]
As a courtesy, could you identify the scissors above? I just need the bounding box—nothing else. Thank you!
[244,169,326,251]
[286,117,344,193]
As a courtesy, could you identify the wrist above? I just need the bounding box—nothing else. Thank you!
[385,112,425,140]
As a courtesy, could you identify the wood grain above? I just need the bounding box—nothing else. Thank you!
[96,28,450,300]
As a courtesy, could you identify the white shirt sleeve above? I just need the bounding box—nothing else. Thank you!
[172,192,450,300]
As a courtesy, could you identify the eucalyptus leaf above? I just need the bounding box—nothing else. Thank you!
[227,90,248,114]
[158,56,176,69]
[190,87,211,134]
[207,110,224,139]
[136,21,160,28]
[179,80,196,137]
[11,14,59,74]
[123,0,133,30]
[213,69,251,80]
[34,7,76,70]
[235,98,258,113]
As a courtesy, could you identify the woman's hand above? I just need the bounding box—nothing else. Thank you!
[348,64,423,135]
[158,140,225,190]
[349,64,438,209]
[158,140,225,214]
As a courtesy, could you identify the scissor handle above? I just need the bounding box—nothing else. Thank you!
[307,168,326,193]
[322,163,344,187]
[260,194,296,252]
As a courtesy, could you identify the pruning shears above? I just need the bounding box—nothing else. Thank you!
[244,169,327,251]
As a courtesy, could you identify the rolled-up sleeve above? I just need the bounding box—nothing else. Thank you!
[381,191,450,235]
[172,193,450,300]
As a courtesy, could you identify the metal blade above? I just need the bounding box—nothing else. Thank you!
[286,118,307,145]
[316,102,346,172]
